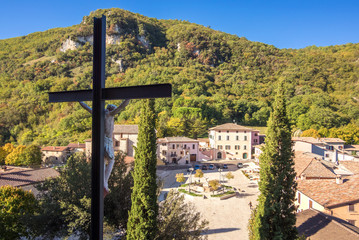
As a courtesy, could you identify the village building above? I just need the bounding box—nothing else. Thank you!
[41,146,71,165]
[0,166,59,195]
[67,142,86,153]
[85,124,138,158]
[208,123,260,160]
[296,174,359,227]
[296,209,359,240]
[157,137,202,164]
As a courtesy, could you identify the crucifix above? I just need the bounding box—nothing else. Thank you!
[48,16,172,240]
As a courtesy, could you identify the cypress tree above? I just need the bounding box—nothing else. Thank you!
[127,99,158,240]
[253,81,298,240]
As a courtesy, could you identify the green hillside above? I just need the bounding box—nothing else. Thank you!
[0,8,358,146]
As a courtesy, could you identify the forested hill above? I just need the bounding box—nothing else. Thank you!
[0,8,358,146]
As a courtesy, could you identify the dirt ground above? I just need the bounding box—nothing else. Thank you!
[157,162,260,240]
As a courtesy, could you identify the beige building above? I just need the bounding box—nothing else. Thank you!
[85,125,138,158]
[157,137,200,164]
[296,174,359,227]
[41,146,70,165]
[208,123,260,160]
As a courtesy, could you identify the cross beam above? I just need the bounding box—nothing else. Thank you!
[48,16,171,240]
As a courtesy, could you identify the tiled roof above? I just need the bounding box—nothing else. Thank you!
[67,143,85,149]
[296,209,359,240]
[297,174,359,207]
[159,137,199,143]
[41,146,69,152]
[292,137,323,145]
[84,139,92,142]
[0,167,59,187]
[294,152,316,177]
[113,125,138,134]
[302,158,337,179]
[321,138,346,143]
[340,161,359,174]
[197,138,209,143]
[209,123,253,131]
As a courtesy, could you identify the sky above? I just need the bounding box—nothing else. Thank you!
[0,0,358,49]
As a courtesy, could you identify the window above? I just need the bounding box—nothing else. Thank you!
[225,145,231,150]
[219,131,221,133]
[227,136,229,140]
[244,145,247,150]
[184,144,187,149]
[298,192,301,204]
[349,204,355,212]
[244,136,247,141]
[227,131,229,133]
[309,200,313,208]
[236,131,238,133]
[116,141,120,146]
[162,150,167,155]
[172,144,175,149]
[219,136,221,140]
[254,133,258,136]
[236,136,239,141]
[176,144,179,148]
[348,220,356,225]
[161,143,166,146]
[235,145,240,150]
[325,154,329,158]
[180,151,183,155]
[244,131,246,133]
[192,144,195,149]
[217,145,223,150]
[254,139,258,143]
[339,146,343,150]
[236,152,238,155]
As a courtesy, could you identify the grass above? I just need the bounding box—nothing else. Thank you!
[211,191,235,197]
[180,183,189,187]
[223,185,233,189]
[178,188,202,197]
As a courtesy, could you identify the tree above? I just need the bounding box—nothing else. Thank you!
[157,190,208,240]
[127,99,158,240]
[23,145,42,166]
[33,153,92,239]
[0,147,7,165]
[175,173,186,184]
[253,81,298,239]
[0,186,37,240]
[225,172,234,181]
[301,128,320,138]
[209,179,220,195]
[5,145,26,166]
[194,169,204,182]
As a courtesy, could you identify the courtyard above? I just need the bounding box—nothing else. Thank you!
[157,161,260,240]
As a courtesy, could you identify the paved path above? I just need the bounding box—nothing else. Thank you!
[157,163,260,240]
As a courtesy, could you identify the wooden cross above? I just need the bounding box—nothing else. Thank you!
[48,16,171,240]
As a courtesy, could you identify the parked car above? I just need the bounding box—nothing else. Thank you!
[237,163,243,168]
[194,164,200,170]
[208,164,215,170]
[223,164,228,169]
[215,164,221,169]
[201,165,207,170]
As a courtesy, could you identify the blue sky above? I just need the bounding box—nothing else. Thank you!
[0,0,358,49]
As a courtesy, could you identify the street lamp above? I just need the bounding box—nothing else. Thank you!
[189,167,194,193]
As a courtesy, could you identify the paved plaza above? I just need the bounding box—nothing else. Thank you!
[157,161,260,240]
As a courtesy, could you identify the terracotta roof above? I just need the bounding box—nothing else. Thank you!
[67,143,85,149]
[84,139,91,142]
[158,137,199,143]
[340,161,359,174]
[296,209,359,240]
[41,146,69,152]
[302,158,337,179]
[0,167,59,187]
[294,152,316,177]
[209,123,253,131]
[113,125,138,134]
[124,156,135,164]
[320,138,346,143]
[197,138,209,143]
[297,174,359,208]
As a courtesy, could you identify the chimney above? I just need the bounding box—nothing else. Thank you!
[336,175,343,184]
[301,174,307,180]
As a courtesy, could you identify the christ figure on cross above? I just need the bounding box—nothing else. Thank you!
[80,99,130,196]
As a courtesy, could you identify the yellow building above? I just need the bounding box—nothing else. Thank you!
[208,123,259,160]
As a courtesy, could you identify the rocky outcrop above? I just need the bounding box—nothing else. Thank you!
[60,39,81,52]
[77,36,93,45]
[106,35,121,45]
[114,58,125,72]
[137,35,150,48]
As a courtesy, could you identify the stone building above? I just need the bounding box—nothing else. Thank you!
[85,125,138,158]
[157,137,200,164]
